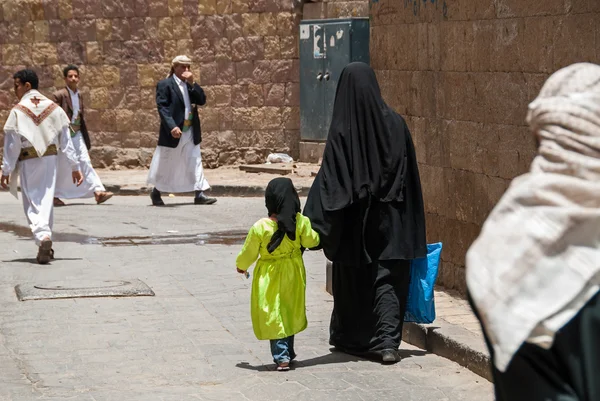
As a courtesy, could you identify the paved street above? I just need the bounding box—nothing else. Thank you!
[0,193,492,400]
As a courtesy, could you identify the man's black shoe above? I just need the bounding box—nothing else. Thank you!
[381,349,400,364]
[150,188,165,206]
[194,192,217,205]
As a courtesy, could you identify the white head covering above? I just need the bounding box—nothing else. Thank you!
[171,55,192,66]
[466,63,600,371]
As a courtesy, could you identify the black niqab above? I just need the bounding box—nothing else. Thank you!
[304,62,427,263]
[265,177,301,253]
[320,62,407,210]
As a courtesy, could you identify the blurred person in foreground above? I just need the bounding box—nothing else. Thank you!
[467,62,600,400]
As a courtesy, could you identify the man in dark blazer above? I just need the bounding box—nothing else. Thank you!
[147,55,216,205]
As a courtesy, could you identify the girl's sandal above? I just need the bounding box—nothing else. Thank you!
[276,362,290,372]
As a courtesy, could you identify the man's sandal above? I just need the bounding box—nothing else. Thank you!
[95,192,114,205]
[36,239,53,265]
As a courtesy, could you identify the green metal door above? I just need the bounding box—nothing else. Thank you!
[299,22,326,141]
[300,18,370,142]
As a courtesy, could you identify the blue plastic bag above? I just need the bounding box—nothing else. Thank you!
[404,242,443,324]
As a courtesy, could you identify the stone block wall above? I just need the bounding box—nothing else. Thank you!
[0,0,303,169]
[370,0,600,293]
[302,0,369,20]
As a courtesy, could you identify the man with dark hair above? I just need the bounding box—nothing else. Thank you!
[13,69,39,90]
[52,64,113,206]
[146,55,216,206]
[1,69,83,264]
[63,64,78,78]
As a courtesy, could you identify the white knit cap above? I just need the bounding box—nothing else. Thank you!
[171,55,192,66]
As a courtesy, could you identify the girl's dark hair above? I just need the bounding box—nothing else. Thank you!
[13,69,39,90]
[63,64,79,78]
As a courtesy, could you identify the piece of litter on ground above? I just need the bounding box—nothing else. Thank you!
[166,230,178,233]
[13,250,18,253]
[169,194,175,197]
[266,153,293,163]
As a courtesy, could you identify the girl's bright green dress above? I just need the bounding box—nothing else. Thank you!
[236,213,320,340]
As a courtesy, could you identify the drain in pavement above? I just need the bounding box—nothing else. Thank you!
[15,279,155,301]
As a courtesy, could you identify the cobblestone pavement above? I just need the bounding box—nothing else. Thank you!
[0,194,493,400]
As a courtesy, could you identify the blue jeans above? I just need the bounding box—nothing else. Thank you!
[270,335,296,364]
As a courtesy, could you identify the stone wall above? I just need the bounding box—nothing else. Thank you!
[302,0,369,19]
[370,0,600,293]
[0,0,303,169]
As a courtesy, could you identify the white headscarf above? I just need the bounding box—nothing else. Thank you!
[466,63,600,371]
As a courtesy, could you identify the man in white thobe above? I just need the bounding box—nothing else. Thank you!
[1,69,83,264]
[53,64,113,206]
[147,55,216,206]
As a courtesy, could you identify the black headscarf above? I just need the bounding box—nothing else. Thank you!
[319,62,408,210]
[304,62,426,263]
[265,177,301,253]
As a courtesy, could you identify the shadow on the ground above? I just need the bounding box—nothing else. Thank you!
[148,203,217,208]
[235,350,362,372]
[3,258,83,264]
[235,347,428,371]
[235,362,276,372]
[56,203,104,207]
[398,348,428,359]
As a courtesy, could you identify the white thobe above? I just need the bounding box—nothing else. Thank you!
[146,75,209,193]
[2,126,79,245]
[54,87,105,198]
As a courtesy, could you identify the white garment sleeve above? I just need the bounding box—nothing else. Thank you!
[1,130,22,176]
[58,125,80,171]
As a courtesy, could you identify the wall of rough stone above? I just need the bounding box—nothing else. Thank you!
[302,0,369,19]
[370,0,600,293]
[0,0,303,169]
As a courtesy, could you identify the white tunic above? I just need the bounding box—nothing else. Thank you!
[146,75,209,193]
[146,129,210,193]
[54,87,106,198]
[2,118,79,245]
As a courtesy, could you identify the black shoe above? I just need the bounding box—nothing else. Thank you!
[194,193,217,205]
[381,349,400,364]
[150,188,164,206]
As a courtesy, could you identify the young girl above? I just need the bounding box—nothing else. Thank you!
[236,177,320,371]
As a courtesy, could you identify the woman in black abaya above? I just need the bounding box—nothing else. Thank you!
[304,62,427,363]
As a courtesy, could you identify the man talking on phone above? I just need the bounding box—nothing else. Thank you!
[147,55,216,206]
